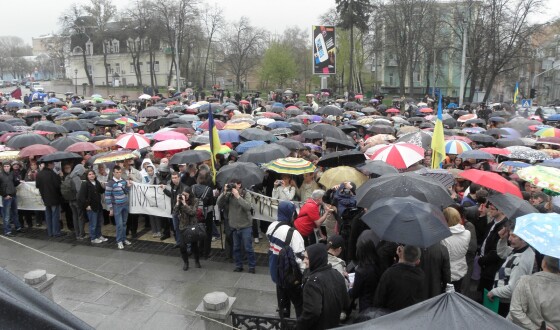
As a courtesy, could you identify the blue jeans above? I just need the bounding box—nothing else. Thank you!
[3,196,21,234]
[45,205,61,237]
[87,209,103,240]
[113,204,128,243]
[232,227,256,269]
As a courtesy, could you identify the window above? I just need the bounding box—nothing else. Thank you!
[138,62,143,72]
[147,61,151,73]
[113,40,119,53]
[115,63,120,74]
[414,71,421,83]
[154,61,159,72]
[87,64,92,74]
[130,63,135,73]
[389,72,394,86]
[86,41,93,56]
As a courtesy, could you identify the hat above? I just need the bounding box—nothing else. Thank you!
[327,235,344,249]
[158,163,169,173]
[11,160,21,167]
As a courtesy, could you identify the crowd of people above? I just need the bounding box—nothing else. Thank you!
[0,90,559,329]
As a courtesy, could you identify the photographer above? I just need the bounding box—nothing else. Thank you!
[216,179,256,273]
[272,174,297,201]
[331,181,357,217]
[173,186,201,271]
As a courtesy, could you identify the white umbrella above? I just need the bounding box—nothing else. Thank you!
[138,94,151,100]
[152,139,191,151]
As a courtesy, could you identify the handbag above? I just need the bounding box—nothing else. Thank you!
[182,223,206,243]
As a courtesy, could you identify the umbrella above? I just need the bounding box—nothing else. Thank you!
[235,140,266,154]
[152,130,188,142]
[357,160,399,177]
[356,173,455,209]
[6,133,51,149]
[325,137,356,150]
[369,143,425,169]
[93,139,117,148]
[414,168,455,189]
[366,134,396,146]
[94,119,118,127]
[61,120,88,132]
[239,128,276,142]
[194,144,232,154]
[65,142,101,153]
[318,105,344,116]
[361,196,451,248]
[31,122,69,134]
[116,133,151,149]
[269,123,293,131]
[517,165,560,193]
[198,119,225,130]
[514,213,560,258]
[485,128,509,136]
[138,107,166,118]
[270,127,294,136]
[396,131,432,149]
[536,137,560,147]
[535,127,560,138]
[496,138,524,148]
[114,117,139,127]
[479,147,511,156]
[49,136,83,151]
[468,134,496,144]
[238,144,290,163]
[444,140,472,155]
[38,151,82,163]
[495,161,531,173]
[0,151,20,161]
[316,150,366,168]
[218,130,240,143]
[318,166,368,189]
[463,127,486,134]
[179,114,200,122]
[311,124,348,140]
[487,193,538,220]
[152,139,191,151]
[457,149,495,160]
[216,162,265,188]
[505,146,552,162]
[92,150,137,165]
[263,157,316,175]
[169,150,212,165]
[189,134,210,145]
[0,122,16,132]
[301,130,323,140]
[500,128,521,139]
[457,114,477,122]
[19,144,58,158]
[368,125,395,135]
[386,108,400,114]
[459,169,522,197]
[274,138,305,150]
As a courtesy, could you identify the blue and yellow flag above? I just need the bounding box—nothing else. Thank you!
[513,82,519,104]
[431,94,446,169]
[207,109,221,184]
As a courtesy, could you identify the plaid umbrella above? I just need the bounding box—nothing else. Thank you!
[263,157,316,175]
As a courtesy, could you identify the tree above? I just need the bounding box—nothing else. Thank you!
[0,37,32,79]
[201,3,224,88]
[221,17,267,91]
[335,0,374,92]
[259,42,297,89]
[280,26,314,93]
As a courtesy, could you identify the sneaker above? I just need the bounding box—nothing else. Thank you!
[91,238,103,244]
[4,232,15,237]
[254,238,260,244]
[152,233,158,238]
[117,242,124,249]
[99,236,108,242]
[124,239,132,246]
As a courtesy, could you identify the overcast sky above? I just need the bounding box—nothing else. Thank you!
[3,0,560,46]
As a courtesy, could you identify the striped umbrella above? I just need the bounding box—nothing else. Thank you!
[152,139,191,151]
[369,143,425,169]
[263,157,316,175]
[444,140,472,155]
[535,127,560,138]
[116,133,151,149]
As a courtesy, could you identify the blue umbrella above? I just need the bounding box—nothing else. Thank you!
[235,140,266,154]
[447,102,458,109]
[541,158,560,169]
[218,129,240,143]
[547,114,560,121]
[501,127,521,139]
[47,98,60,103]
[6,101,24,108]
[514,213,560,258]
[103,100,116,106]
[267,121,291,129]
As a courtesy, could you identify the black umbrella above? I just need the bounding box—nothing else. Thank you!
[216,162,264,188]
[62,120,88,132]
[49,136,83,151]
[368,125,395,135]
[169,150,211,165]
[356,173,455,209]
[338,124,358,134]
[468,134,497,144]
[78,111,101,119]
[144,117,172,133]
[496,138,524,148]
[357,160,399,177]
[319,105,344,116]
[457,150,495,160]
[487,193,538,221]
[138,107,166,118]
[0,122,16,132]
[301,130,323,140]
[311,123,347,140]
[344,101,358,110]
[485,128,509,136]
[316,150,366,168]
[238,144,290,163]
[465,118,486,125]
[504,118,540,137]
[38,151,82,163]
[5,118,27,126]
[239,128,277,142]
[361,107,377,114]
[285,108,303,116]
[32,122,69,134]
[325,136,356,150]
[274,138,305,150]
[94,119,118,127]
[289,122,307,133]
[5,133,50,149]
[361,196,451,248]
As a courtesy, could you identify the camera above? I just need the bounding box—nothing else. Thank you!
[225,183,236,191]
[275,180,283,186]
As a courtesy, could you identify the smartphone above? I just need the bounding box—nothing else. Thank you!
[315,33,329,63]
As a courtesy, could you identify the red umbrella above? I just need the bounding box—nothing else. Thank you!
[419,107,433,113]
[172,127,195,136]
[65,142,101,153]
[151,95,161,100]
[459,169,522,197]
[19,144,58,158]
[240,100,250,105]
[479,147,511,156]
[260,112,283,119]
[386,108,400,113]
[369,143,425,169]
[198,119,225,130]
[101,108,120,114]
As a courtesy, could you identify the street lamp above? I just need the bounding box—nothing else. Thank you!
[74,69,78,95]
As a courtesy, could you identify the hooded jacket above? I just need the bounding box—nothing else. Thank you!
[140,158,156,181]
[441,224,471,281]
[266,201,305,284]
[297,243,350,330]
[69,164,85,194]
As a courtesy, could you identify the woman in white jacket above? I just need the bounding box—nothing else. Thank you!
[441,207,471,293]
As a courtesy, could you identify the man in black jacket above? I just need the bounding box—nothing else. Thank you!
[373,245,426,312]
[297,243,350,330]
[162,172,184,243]
[36,162,66,237]
[419,243,451,298]
[0,161,23,237]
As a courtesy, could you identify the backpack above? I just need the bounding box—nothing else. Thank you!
[194,185,211,222]
[61,176,77,201]
[272,224,303,289]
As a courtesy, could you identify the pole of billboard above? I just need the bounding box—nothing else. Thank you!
[321,76,328,90]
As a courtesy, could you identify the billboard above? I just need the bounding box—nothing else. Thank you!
[312,26,336,75]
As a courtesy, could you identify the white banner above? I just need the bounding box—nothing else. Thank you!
[129,182,173,218]
[16,182,45,211]
[246,190,303,223]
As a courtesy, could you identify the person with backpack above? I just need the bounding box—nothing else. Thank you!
[267,201,305,319]
[64,164,86,240]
